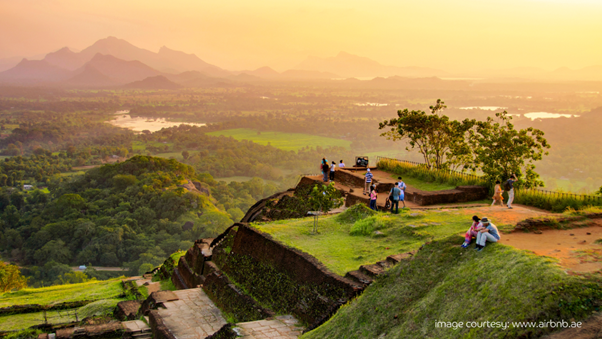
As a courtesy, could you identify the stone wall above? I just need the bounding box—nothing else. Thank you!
[211,224,363,327]
[203,271,275,322]
[405,185,488,206]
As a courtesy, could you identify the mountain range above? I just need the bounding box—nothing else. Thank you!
[1,37,601,88]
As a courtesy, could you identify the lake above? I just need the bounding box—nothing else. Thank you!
[524,112,580,120]
[459,106,507,111]
[108,114,206,132]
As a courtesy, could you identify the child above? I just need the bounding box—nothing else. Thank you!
[330,161,336,181]
[491,180,504,207]
[369,184,378,210]
[339,160,345,168]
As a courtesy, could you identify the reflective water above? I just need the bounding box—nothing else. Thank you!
[109,114,206,132]
[524,112,579,120]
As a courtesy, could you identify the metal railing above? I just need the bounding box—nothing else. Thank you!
[375,156,484,184]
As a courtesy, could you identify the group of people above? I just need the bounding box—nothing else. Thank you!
[320,158,345,182]
[461,216,501,251]
[491,174,517,209]
[363,170,407,214]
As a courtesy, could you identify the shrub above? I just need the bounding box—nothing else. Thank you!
[336,203,377,224]
[377,158,485,187]
[350,215,394,236]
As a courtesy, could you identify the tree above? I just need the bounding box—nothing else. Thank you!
[379,99,475,170]
[469,112,550,188]
[0,262,27,292]
[307,182,344,233]
[182,150,190,160]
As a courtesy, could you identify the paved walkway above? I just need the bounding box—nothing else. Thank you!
[157,288,227,338]
[235,315,303,339]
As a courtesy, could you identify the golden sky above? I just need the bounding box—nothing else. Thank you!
[1,0,601,72]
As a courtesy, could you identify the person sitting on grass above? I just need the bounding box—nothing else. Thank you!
[461,215,481,248]
[369,184,378,211]
[475,217,501,251]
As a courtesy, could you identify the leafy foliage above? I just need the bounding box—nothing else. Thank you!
[0,262,27,293]
[469,111,550,188]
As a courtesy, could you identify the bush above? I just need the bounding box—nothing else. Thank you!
[377,158,486,187]
[349,215,394,236]
[336,203,377,224]
[514,188,602,213]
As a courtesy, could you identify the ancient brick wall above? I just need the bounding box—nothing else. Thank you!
[210,223,363,327]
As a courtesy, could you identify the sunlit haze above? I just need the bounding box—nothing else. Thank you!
[1,0,602,72]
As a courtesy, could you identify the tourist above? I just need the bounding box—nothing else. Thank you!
[491,180,504,207]
[397,177,407,208]
[461,215,481,248]
[321,160,329,182]
[339,160,345,168]
[369,184,378,210]
[389,184,402,214]
[330,161,336,181]
[364,168,374,195]
[475,217,501,251]
[506,174,517,209]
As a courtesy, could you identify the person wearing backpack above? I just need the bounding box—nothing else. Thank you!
[321,159,330,182]
[389,185,402,214]
[505,174,517,209]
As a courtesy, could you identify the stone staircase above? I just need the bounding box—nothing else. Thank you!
[233,315,303,338]
[344,252,414,287]
[122,320,152,339]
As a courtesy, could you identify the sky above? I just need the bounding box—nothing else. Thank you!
[1,0,601,72]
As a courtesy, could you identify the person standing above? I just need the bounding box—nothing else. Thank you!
[321,160,329,182]
[339,160,345,168]
[397,177,407,208]
[369,184,378,210]
[491,180,504,207]
[390,184,401,214]
[364,168,373,195]
[506,174,517,209]
[330,161,336,182]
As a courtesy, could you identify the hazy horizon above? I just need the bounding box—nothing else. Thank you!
[2,0,602,73]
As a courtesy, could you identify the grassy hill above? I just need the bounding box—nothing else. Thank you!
[0,279,126,332]
[302,236,602,339]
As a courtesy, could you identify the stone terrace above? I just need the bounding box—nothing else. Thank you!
[234,315,303,339]
[157,288,227,338]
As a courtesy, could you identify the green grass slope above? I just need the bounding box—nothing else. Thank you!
[302,236,602,339]
[254,206,506,275]
[0,279,123,307]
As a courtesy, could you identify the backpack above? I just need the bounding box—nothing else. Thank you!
[503,179,512,191]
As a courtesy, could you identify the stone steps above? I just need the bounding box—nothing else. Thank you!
[234,315,303,338]
[345,251,415,287]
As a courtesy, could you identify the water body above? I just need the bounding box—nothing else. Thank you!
[355,102,388,106]
[459,106,507,111]
[524,112,580,120]
[109,114,206,132]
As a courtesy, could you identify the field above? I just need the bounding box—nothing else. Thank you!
[207,128,352,151]
[0,279,124,307]
[254,206,486,275]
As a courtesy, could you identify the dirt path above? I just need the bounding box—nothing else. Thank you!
[502,220,602,273]
[454,205,601,273]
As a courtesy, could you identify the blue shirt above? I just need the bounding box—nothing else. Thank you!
[486,224,501,240]
[365,172,373,182]
[507,179,515,189]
